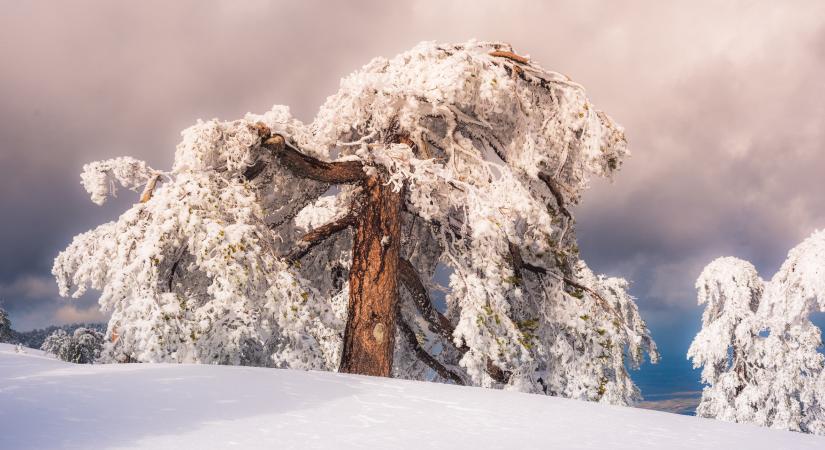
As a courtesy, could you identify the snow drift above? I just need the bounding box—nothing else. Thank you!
[1,344,820,450]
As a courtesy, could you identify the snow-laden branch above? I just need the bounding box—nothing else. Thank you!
[396,312,465,385]
[398,257,512,384]
[80,157,157,205]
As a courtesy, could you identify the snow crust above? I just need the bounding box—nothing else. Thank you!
[1,343,820,450]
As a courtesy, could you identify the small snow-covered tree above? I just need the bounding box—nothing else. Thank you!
[754,230,825,433]
[41,327,104,364]
[689,230,825,434]
[53,41,657,404]
[687,257,764,422]
[41,329,70,358]
[0,305,12,343]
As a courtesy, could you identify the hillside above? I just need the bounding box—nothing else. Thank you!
[0,343,820,449]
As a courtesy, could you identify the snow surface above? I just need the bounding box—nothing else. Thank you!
[1,344,821,450]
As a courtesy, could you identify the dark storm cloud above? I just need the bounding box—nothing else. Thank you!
[1,1,824,330]
[575,7,825,313]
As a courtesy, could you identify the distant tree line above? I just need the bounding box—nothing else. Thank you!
[0,307,104,364]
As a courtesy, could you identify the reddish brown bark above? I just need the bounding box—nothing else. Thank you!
[262,134,366,183]
[285,213,356,263]
[139,174,161,203]
[339,176,402,377]
[247,131,512,381]
[489,50,530,64]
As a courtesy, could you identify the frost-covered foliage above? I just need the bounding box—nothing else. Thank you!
[56,120,339,367]
[689,230,825,434]
[80,157,157,205]
[41,327,104,364]
[54,41,656,405]
[0,306,11,343]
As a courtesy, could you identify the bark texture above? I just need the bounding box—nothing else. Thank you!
[339,176,402,376]
[285,213,356,263]
[263,135,366,183]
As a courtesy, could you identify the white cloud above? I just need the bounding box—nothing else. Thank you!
[54,305,108,325]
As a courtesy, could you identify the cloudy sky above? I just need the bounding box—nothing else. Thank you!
[1,1,824,391]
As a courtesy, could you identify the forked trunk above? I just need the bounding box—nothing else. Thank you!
[339,176,402,376]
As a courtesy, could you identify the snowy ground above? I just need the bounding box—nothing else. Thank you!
[1,344,821,449]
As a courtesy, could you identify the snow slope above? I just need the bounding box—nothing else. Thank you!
[1,344,821,450]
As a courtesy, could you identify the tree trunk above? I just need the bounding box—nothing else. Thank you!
[339,176,402,376]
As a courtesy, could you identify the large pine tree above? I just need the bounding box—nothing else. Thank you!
[53,41,657,405]
[0,306,12,343]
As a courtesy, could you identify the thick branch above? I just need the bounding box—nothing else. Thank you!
[537,171,574,244]
[242,159,268,181]
[397,257,511,384]
[285,213,356,263]
[262,135,367,184]
[489,50,529,65]
[492,54,579,101]
[398,258,454,342]
[400,205,471,256]
[397,313,465,385]
[537,172,572,221]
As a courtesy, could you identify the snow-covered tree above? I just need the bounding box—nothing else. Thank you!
[0,305,12,343]
[689,230,825,434]
[687,257,764,422]
[754,230,825,433]
[41,327,104,364]
[11,322,106,350]
[53,41,657,404]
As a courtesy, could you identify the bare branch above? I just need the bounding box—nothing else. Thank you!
[401,202,470,246]
[242,123,367,183]
[508,242,627,328]
[285,213,356,263]
[397,313,465,385]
